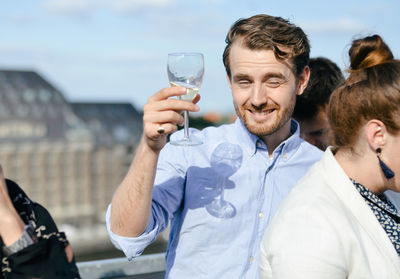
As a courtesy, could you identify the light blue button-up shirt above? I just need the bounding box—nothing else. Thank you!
[106,118,322,278]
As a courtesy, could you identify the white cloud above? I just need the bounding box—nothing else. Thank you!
[110,0,175,13]
[302,18,366,34]
[43,0,93,17]
[43,0,177,16]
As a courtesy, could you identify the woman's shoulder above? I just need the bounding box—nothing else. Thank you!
[270,165,351,236]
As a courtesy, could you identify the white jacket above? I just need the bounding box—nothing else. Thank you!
[259,148,400,279]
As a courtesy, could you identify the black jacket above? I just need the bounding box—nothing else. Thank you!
[1,179,81,279]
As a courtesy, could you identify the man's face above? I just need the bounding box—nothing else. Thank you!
[297,107,331,150]
[227,41,308,137]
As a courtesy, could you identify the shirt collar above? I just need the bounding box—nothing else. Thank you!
[234,118,259,156]
[234,118,303,158]
[280,119,302,159]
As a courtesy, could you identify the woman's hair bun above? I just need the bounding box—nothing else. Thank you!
[349,34,393,71]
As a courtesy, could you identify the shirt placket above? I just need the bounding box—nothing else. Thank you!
[241,146,274,278]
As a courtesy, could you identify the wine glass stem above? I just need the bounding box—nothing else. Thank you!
[183,110,190,140]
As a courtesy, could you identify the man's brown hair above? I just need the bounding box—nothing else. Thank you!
[222,14,310,79]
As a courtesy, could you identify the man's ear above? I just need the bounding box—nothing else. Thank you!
[365,119,386,151]
[297,65,310,96]
[227,74,232,89]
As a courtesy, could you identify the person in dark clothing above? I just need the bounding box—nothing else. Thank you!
[0,166,80,279]
[293,57,345,150]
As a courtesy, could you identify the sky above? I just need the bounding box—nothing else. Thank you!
[0,0,399,115]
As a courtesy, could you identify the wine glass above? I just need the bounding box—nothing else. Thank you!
[167,52,204,146]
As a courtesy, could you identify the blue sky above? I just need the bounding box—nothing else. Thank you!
[0,0,399,114]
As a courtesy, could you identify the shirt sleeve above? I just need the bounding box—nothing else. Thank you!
[105,141,187,261]
[105,204,159,260]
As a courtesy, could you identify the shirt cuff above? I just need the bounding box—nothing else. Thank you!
[105,204,159,261]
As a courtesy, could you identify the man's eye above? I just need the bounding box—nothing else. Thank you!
[238,80,251,87]
[266,78,285,88]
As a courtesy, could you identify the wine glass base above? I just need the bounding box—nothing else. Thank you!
[206,199,236,218]
[170,138,203,146]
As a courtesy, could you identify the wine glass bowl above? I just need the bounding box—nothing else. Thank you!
[167,52,204,146]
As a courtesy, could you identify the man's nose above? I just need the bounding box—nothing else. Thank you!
[251,84,267,107]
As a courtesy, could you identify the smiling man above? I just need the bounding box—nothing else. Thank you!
[107,14,322,278]
[228,39,305,153]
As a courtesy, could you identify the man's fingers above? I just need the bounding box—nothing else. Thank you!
[148,87,187,102]
[144,99,199,114]
[144,110,184,127]
[141,87,201,150]
[147,123,178,138]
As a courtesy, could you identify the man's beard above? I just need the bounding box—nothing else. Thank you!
[234,99,295,137]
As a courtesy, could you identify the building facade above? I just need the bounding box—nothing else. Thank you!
[0,70,143,254]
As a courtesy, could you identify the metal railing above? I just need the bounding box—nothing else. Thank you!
[77,253,166,279]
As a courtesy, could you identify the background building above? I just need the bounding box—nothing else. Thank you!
[0,69,143,257]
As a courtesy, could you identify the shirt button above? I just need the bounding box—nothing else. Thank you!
[258,212,264,218]
[256,141,262,147]
[249,256,254,263]
[283,153,288,159]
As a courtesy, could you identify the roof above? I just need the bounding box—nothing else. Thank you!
[0,70,90,142]
[71,102,143,145]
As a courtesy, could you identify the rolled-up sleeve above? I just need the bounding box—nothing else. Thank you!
[105,204,159,260]
[105,141,188,261]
